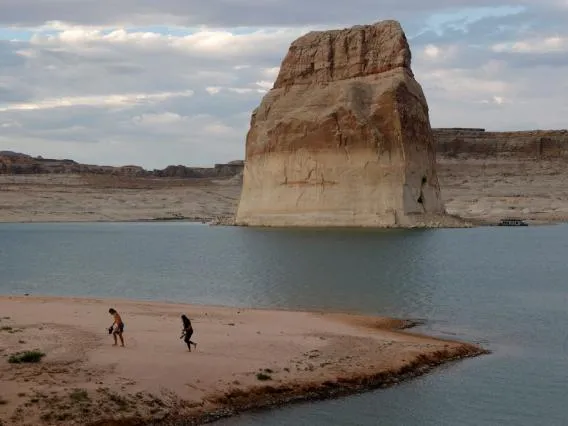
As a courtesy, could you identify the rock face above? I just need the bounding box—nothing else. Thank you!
[434,128,568,159]
[235,20,451,227]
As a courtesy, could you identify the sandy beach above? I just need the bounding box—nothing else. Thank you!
[0,296,487,425]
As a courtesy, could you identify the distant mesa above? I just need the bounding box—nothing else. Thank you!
[0,151,244,179]
[235,19,458,228]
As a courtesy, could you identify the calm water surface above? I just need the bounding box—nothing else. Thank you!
[1,222,568,425]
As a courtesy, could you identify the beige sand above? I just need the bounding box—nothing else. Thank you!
[1,158,568,225]
[0,296,487,425]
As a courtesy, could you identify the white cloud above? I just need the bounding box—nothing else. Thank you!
[228,88,255,94]
[29,26,308,58]
[419,68,510,101]
[255,80,273,90]
[203,122,235,136]
[262,67,280,78]
[424,44,440,58]
[205,87,222,95]
[479,96,508,105]
[0,91,195,112]
[0,119,21,128]
[1,2,568,167]
[493,95,505,104]
[132,112,185,125]
[492,36,567,53]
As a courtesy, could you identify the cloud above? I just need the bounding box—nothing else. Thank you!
[0,91,194,112]
[0,1,567,167]
[492,36,567,53]
[424,44,441,58]
[0,1,541,27]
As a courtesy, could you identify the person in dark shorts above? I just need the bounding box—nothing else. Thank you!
[108,308,125,347]
[180,314,197,352]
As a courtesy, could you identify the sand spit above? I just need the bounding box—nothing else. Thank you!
[0,296,488,426]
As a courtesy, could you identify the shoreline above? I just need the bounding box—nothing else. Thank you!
[3,162,568,227]
[0,217,566,228]
[158,345,483,426]
[0,295,489,426]
[0,208,566,228]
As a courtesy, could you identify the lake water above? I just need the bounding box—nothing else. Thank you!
[1,222,568,425]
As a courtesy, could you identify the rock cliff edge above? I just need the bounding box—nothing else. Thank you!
[235,20,462,227]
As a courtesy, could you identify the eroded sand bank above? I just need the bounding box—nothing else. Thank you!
[0,296,487,425]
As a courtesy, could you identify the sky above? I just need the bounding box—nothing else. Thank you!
[0,1,567,169]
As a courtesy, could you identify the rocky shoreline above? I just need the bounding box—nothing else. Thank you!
[3,158,568,226]
[143,344,487,426]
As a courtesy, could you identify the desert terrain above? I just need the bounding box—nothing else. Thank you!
[0,174,241,225]
[0,296,486,425]
[1,158,567,225]
[439,158,568,224]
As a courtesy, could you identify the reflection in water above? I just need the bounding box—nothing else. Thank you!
[231,227,439,317]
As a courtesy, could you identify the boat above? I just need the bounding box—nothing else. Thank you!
[498,218,528,226]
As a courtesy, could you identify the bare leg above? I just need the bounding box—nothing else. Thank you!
[112,333,117,346]
[118,332,125,347]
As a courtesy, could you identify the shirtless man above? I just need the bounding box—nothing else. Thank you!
[108,308,125,347]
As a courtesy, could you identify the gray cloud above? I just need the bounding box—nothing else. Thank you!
[0,1,567,167]
[0,0,558,27]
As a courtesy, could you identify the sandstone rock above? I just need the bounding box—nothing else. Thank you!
[236,20,458,227]
[434,128,568,159]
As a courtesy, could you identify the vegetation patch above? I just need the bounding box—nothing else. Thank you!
[69,389,90,403]
[8,350,45,364]
[256,372,272,381]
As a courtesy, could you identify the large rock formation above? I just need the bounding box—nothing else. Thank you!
[236,20,454,227]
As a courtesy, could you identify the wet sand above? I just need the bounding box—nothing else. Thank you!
[0,296,487,425]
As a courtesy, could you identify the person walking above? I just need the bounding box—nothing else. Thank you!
[180,314,197,352]
[108,308,125,347]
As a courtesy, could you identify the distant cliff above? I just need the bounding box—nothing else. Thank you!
[434,128,568,159]
[0,151,244,178]
[3,127,568,178]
